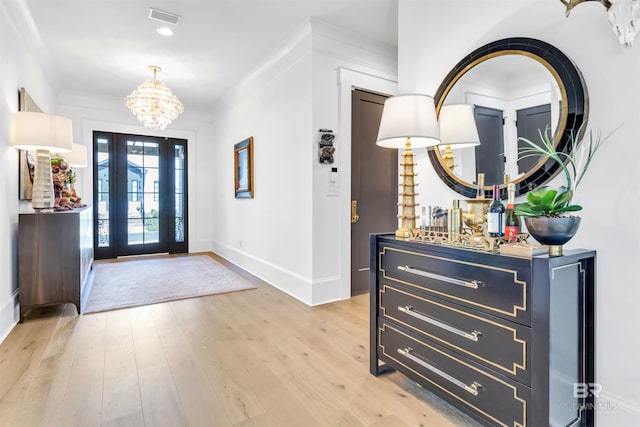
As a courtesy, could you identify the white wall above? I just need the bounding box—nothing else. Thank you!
[0,1,59,342]
[209,23,315,304]
[209,19,397,305]
[400,1,640,424]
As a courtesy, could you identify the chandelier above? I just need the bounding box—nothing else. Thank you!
[125,65,184,130]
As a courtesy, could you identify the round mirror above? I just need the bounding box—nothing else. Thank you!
[428,38,588,198]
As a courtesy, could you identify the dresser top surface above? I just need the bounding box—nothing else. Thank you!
[19,206,91,216]
[374,233,595,266]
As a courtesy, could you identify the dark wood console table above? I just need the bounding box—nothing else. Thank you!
[18,207,94,322]
[370,233,595,427]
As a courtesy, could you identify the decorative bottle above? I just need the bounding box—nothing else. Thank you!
[448,200,462,234]
[504,183,519,239]
[487,184,504,237]
[476,173,485,199]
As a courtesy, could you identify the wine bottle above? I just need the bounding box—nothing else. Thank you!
[504,183,519,239]
[487,184,504,237]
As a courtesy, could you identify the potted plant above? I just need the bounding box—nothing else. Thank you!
[67,168,76,191]
[515,125,617,255]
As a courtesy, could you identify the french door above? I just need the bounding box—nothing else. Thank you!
[93,131,188,259]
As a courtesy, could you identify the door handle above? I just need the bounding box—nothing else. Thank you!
[352,200,360,223]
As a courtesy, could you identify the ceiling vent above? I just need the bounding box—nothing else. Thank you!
[149,8,181,25]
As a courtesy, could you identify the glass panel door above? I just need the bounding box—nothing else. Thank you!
[117,135,167,256]
[125,139,161,247]
[171,142,188,253]
[93,131,188,259]
[96,135,111,249]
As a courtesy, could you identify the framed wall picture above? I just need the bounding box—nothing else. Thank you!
[234,136,254,198]
[18,87,43,200]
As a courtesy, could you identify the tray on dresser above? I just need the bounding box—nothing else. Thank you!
[410,227,530,252]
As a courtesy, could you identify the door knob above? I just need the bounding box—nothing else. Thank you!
[352,200,360,223]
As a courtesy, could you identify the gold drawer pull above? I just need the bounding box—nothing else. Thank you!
[398,306,480,342]
[397,265,480,289]
[398,347,481,396]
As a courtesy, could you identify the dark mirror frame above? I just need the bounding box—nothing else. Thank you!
[428,37,589,198]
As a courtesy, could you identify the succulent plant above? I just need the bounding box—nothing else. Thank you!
[515,186,581,217]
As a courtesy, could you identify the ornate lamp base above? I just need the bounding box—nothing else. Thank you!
[32,149,55,211]
[395,227,413,239]
[396,138,419,239]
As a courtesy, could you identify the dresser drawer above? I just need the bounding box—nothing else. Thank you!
[379,284,530,385]
[378,322,529,427]
[378,245,529,324]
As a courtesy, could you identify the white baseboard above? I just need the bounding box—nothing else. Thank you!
[597,391,640,426]
[310,276,344,306]
[0,289,19,345]
[189,239,213,253]
[211,240,314,305]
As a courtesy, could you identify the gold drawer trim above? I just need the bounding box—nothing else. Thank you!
[380,285,527,376]
[379,323,527,427]
[379,246,527,318]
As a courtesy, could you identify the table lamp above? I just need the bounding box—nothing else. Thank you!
[65,143,88,168]
[11,111,73,211]
[58,143,88,193]
[376,94,440,238]
[437,104,481,171]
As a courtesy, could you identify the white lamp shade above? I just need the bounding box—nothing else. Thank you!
[11,111,73,153]
[64,143,88,168]
[376,94,440,148]
[438,104,481,150]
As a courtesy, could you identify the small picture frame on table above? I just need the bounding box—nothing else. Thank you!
[234,136,254,198]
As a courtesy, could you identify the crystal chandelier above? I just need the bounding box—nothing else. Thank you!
[125,65,184,130]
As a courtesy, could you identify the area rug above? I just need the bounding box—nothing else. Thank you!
[84,254,256,314]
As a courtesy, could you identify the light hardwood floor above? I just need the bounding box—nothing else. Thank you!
[0,254,479,426]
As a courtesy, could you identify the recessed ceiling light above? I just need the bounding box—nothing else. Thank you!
[156,27,174,36]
